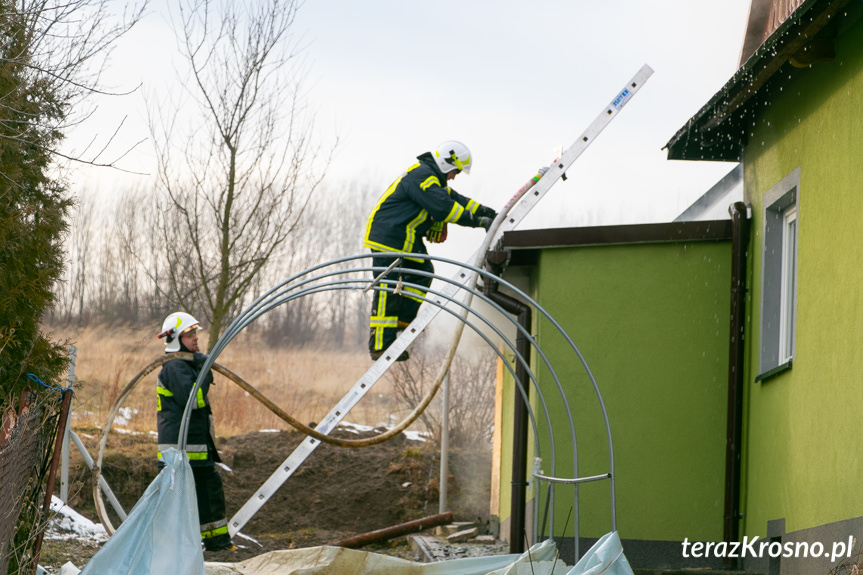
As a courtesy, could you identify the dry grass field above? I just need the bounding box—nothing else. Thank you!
[36,323,498,569]
[48,324,404,438]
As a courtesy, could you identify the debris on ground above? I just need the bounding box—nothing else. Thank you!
[37,426,500,571]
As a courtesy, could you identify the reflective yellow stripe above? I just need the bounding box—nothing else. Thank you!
[403,210,427,252]
[371,292,399,351]
[158,450,210,461]
[201,525,229,539]
[443,202,464,223]
[363,241,427,263]
[156,385,172,412]
[363,239,399,252]
[196,387,206,409]
[402,285,426,303]
[370,293,399,328]
[419,175,441,191]
[364,163,421,249]
[159,443,209,461]
[201,519,227,532]
[364,178,401,246]
[466,199,479,214]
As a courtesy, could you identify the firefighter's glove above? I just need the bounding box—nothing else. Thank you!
[476,205,497,220]
[478,216,494,232]
[427,222,448,243]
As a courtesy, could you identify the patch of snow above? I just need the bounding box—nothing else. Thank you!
[114,407,138,427]
[340,421,374,434]
[114,428,145,435]
[46,496,108,542]
[259,429,281,433]
[402,430,428,442]
[339,421,428,442]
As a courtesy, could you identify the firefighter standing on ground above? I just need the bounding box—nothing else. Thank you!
[363,141,497,361]
[156,312,234,552]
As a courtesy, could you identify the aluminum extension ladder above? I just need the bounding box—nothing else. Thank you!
[228,64,654,537]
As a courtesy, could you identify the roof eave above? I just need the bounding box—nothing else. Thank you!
[664,0,850,162]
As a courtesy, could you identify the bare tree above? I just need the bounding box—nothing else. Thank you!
[0,0,149,170]
[2,2,150,572]
[149,0,331,350]
[391,342,498,448]
[295,180,377,348]
[69,195,96,322]
[113,191,143,321]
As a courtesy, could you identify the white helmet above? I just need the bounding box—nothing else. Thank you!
[433,140,472,175]
[158,312,200,353]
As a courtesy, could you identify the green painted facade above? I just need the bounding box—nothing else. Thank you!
[494,4,863,563]
[740,9,863,538]
[499,237,732,542]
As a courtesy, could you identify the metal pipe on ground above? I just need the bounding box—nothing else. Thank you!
[330,512,454,549]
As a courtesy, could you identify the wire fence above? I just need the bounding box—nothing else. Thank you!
[0,392,44,575]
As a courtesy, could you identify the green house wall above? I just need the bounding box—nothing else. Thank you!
[499,238,732,543]
[741,13,863,538]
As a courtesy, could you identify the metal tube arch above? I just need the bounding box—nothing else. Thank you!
[178,251,618,547]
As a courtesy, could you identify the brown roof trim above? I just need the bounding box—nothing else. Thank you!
[502,220,732,267]
[503,220,733,252]
[501,221,733,267]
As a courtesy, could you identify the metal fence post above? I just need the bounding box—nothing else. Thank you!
[60,345,76,503]
[439,372,449,515]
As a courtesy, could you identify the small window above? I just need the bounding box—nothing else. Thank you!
[757,168,799,381]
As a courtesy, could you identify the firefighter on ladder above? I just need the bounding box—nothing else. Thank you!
[156,312,235,553]
[363,141,497,361]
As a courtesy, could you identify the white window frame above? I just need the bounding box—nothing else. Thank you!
[757,168,800,381]
[778,206,797,363]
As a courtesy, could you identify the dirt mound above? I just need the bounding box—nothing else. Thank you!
[62,426,492,564]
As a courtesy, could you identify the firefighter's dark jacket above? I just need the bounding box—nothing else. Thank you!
[363,152,495,261]
[156,351,220,467]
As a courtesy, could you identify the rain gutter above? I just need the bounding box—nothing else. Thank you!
[723,202,750,568]
[484,250,532,555]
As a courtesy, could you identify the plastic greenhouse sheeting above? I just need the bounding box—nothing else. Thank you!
[565,531,633,575]
[74,445,632,575]
[201,532,633,575]
[79,448,204,575]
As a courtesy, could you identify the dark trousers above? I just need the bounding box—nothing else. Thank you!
[192,465,231,550]
[369,253,434,352]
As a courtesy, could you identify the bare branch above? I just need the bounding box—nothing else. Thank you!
[148,0,336,349]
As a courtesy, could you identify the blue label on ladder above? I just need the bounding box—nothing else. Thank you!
[612,88,631,110]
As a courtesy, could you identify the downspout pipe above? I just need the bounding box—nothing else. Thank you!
[724,201,750,568]
[484,250,532,554]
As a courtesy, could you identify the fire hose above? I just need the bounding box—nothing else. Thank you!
[91,350,453,534]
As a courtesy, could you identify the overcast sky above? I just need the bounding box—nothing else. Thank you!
[67,0,752,232]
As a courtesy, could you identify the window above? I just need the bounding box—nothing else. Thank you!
[757,168,799,381]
